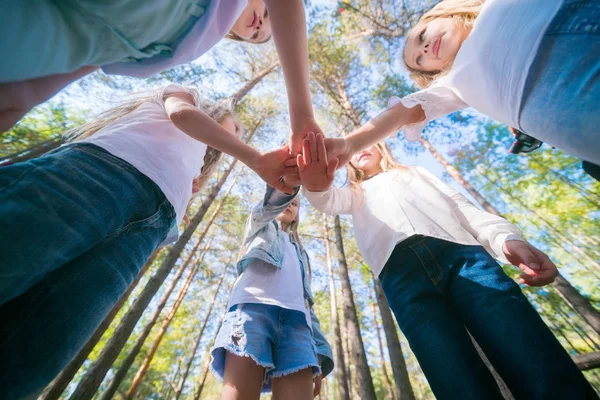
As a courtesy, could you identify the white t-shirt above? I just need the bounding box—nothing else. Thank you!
[393,0,563,141]
[229,234,311,327]
[81,85,207,243]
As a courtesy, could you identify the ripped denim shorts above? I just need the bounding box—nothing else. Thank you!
[210,303,321,393]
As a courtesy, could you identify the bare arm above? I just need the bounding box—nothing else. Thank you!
[164,93,294,193]
[264,0,321,154]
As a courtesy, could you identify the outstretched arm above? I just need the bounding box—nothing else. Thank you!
[263,0,322,155]
[164,93,295,193]
[324,101,425,168]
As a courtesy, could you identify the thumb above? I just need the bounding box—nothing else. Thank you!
[327,158,339,180]
[509,242,540,275]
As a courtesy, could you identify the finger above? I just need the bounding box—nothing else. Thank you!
[313,377,322,398]
[308,131,318,162]
[520,273,555,287]
[510,243,541,274]
[302,138,312,165]
[297,154,306,172]
[285,158,298,167]
[316,133,327,164]
[284,165,299,174]
[183,215,190,225]
[327,158,339,180]
[273,179,294,194]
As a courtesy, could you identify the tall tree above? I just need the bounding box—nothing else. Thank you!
[372,276,416,400]
[333,216,378,400]
[322,214,351,400]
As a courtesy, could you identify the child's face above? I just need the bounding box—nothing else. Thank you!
[276,197,300,226]
[404,17,467,73]
[350,145,383,177]
[231,0,272,43]
[219,116,241,137]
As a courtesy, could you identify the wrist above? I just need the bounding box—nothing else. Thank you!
[290,112,316,131]
[245,150,262,172]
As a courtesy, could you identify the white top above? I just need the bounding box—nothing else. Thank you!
[81,85,207,243]
[393,0,563,141]
[229,234,311,327]
[102,0,247,78]
[303,167,524,276]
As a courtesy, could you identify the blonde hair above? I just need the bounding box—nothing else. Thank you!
[347,142,406,189]
[404,0,485,88]
[64,86,239,192]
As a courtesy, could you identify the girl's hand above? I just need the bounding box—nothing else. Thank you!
[290,117,324,156]
[251,144,297,194]
[298,132,338,192]
[323,137,353,170]
[502,240,558,286]
[313,374,323,398]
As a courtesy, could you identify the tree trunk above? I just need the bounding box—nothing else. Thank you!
[67,161,238,400]
[100,170,239,400]
[333,216,378,400]
[554,275,600,336]
[173,261,231,399]
[38,250,161,400]
[193,289,234,400]
[322,214,351,400]
[367,282,395,400]
[373,277,416,400]
[123,238,213,400]
[231,61,279,104]
[573,351,600,371]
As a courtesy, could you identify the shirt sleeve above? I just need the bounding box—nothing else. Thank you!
[416,167,525,263]
[388,85,468,141]
[244,185,301,243]
[302,186,359,216]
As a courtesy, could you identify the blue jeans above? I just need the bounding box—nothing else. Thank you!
[379,236,597,400]
[0,143,175,398]
[519,0,600,164]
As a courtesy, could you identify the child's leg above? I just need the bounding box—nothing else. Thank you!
[0,66,97,132]
[271,368,314,400]
[0,143,174,305]
[0,199,172,399]
[222,353,265,400]
[378,237,504,400]
[446,245,598,399]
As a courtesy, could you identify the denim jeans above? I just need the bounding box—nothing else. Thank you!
[519,0,600,164]
[0,143,175,398]
[379,235,597,400]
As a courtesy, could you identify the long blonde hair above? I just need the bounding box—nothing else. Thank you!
[404,0,485,88]
[347,142,406,189]
[64,86,238,192]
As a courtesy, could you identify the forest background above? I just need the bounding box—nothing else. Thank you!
[2,0,599,399]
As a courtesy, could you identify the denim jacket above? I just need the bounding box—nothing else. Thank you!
[236,185,334,377]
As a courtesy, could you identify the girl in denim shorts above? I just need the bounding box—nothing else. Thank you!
[210,185,333,399]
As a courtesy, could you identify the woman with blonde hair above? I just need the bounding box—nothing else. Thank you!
[322,0,599,168]
[296,133,596,399]
[0,84,294,399]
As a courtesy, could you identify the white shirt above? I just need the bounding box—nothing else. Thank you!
[229,234,311,327]
[303,167,524,276]
[81,85,206,243]
[393,0,563,141]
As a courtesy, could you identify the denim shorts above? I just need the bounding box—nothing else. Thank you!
[210,303,321,393]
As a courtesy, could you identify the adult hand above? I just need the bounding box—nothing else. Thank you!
[502,240,558,286]
[290,117,323,156]
[297,132,338,192]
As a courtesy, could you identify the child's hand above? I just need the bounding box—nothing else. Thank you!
[323,137,353,169]
[502,240,558,286]
[253,144,297,194]
[298,132,338,192]
[313,374,323,398]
